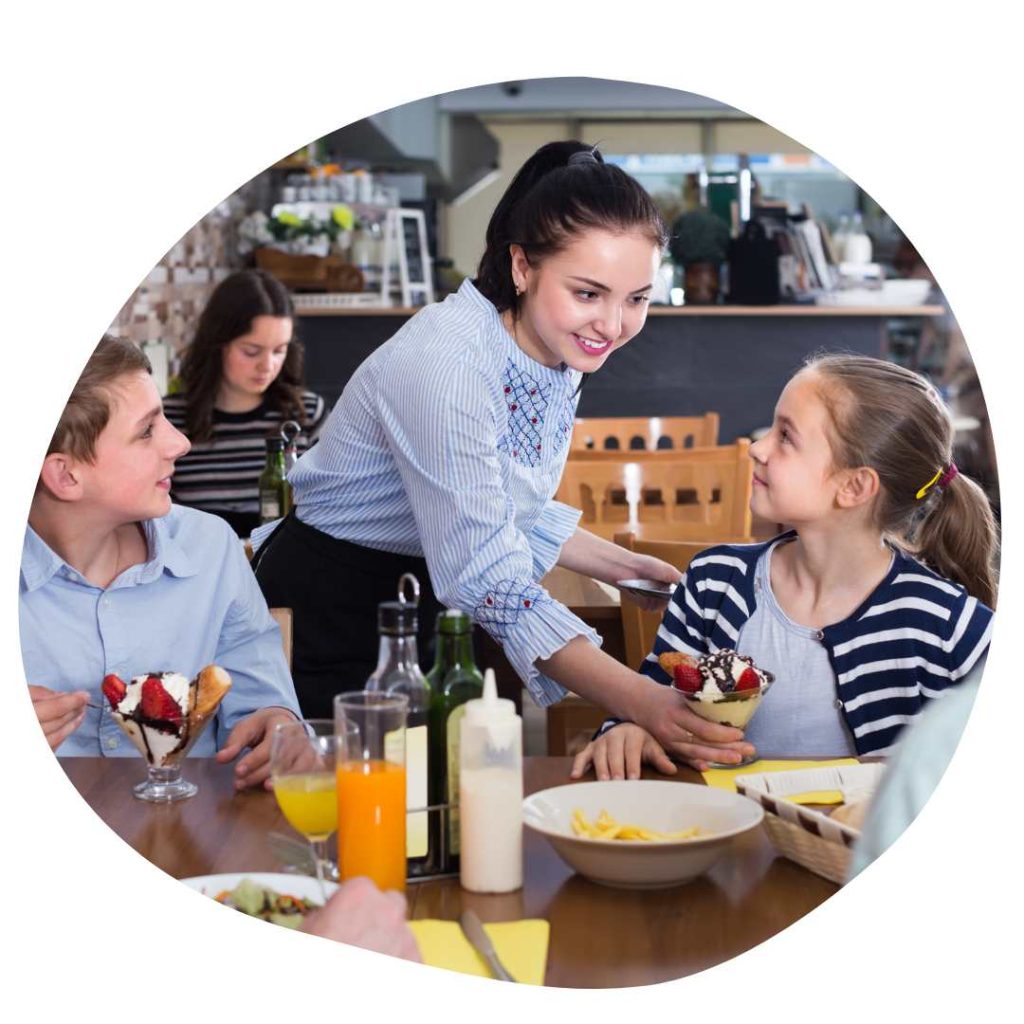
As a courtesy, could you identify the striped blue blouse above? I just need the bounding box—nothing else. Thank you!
[253,279,598,706]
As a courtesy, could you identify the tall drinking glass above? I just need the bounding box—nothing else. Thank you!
[334,691,408,892]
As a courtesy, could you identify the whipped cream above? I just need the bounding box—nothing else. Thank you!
[117,671,191,716]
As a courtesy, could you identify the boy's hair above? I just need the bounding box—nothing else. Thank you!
[48,335,152,463]
[804,353,998,608]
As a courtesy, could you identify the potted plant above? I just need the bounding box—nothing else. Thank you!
[669,209,731,305]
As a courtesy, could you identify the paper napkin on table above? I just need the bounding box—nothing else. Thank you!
[702,759,859,802]
[408,919,549,985]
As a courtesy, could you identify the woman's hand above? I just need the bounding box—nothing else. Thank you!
[616,552,683,611]
[570,723,677,781]
[630,683,755,770]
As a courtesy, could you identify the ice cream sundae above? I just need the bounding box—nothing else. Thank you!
[659,649,774,729]
[102,665,231,801]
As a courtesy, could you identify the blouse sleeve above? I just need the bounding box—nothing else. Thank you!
[374,354,600,707]
[525,499,582,579]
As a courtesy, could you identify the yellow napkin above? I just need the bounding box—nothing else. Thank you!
[408,919,549,985]
[701,758,859,800]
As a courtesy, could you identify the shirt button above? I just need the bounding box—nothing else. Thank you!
[816,630,825,641]
[105,737,118,750]
[834,699,843,710]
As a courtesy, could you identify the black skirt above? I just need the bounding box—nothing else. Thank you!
[252,512,443,719]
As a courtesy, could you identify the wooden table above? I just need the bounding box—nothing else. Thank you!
[61,756,838,988]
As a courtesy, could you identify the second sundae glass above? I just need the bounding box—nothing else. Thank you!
[681,680,774,768]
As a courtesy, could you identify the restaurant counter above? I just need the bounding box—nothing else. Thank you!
[296,304,944,442]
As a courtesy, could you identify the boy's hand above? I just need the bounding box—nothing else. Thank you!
[570,723,677,781]
[300,877,421,962]
[216,707,299,790]
[29,685,89,751]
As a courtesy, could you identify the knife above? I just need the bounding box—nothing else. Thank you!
[459,910,517,983]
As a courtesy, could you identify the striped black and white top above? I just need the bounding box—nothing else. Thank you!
[597,531,993,755]
[164,390,326,537]
[251,278,594,707]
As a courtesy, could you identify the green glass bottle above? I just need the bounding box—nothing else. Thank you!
[426,609,484,873]
[258,436,291,524]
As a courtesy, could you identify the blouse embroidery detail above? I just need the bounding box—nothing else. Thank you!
[475,580,547,642]
[551,395,575,457]
[497,359,552,468]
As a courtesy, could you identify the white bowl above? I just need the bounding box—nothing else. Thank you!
[523,780,764,889]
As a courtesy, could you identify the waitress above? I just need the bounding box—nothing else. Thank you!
[253,141,751,769]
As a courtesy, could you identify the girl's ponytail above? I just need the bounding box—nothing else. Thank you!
[806,353,999,609]
[914,471,998,608]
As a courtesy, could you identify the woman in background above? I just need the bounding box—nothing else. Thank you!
[164,269,326,537]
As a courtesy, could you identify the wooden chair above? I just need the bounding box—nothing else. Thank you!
[269,607,294,669]
[554,440,754,541]
[571,414,719,453]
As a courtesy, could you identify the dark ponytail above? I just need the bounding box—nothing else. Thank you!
[475,141,668,316]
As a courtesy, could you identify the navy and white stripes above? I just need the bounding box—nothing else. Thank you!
[601,532,993,755]
[256,279,596,706]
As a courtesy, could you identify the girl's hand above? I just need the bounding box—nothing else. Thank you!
[632,683,755,770]
[570,723,677,781]
[616,553,683,612]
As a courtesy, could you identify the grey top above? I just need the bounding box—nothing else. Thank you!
[736,539,863,758]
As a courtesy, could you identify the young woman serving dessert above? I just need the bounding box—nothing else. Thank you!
[252,140,752,767]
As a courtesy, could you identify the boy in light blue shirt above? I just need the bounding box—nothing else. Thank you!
[21,336,300,790]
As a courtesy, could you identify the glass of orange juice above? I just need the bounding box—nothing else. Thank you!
[271,718,359,902]
[334,691,408,892]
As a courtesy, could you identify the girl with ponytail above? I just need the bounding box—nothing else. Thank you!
[575,353,996,780]
[254,140,754,771]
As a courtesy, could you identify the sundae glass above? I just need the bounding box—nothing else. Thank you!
[101,665,232,802]
[662,650,774,768]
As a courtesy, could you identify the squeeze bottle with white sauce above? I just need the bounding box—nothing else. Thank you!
[459,668,523,893]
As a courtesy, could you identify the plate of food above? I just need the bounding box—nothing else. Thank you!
[181,873,337,928]
[523,780,763,889]
[616,578,676,600]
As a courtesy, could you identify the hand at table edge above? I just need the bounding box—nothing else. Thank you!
[215,706,299,789]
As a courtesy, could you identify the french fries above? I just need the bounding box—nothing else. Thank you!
[570,808,702,842]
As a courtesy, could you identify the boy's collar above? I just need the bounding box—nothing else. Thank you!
[21,514,198,591]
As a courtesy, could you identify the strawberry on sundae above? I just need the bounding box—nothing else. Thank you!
[659,649,774,729]
[101,665,231,801]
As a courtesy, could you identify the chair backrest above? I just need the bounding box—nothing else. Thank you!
[570,414,719,452]
[270,607,294,669]
[555,441,754,541]
[615,532,710,671]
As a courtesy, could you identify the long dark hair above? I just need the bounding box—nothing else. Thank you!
[180,269,308,442]
[475,141,668,317]
[807,353,998,608]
